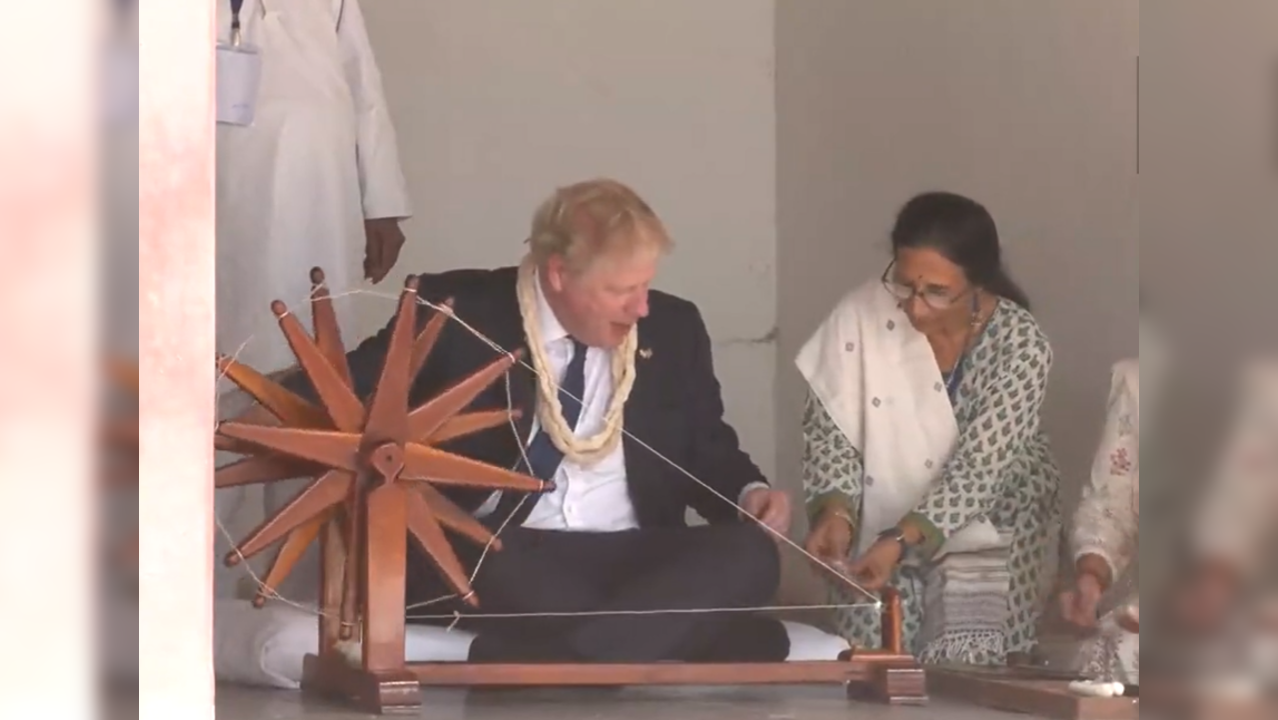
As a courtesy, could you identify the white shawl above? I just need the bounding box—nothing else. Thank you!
[796,280,1002,558]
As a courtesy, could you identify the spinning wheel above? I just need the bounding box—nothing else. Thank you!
[214,270,546,627]
[214,268,927,715]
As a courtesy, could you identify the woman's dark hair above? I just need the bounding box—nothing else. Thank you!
[889,191,1031,310]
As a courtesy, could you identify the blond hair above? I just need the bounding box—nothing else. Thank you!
[526,178,672,273]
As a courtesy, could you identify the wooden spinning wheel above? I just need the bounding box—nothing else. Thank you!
[214,268,928,715]
[214,269,546,627]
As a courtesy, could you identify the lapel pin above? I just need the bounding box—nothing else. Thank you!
[638,348,653,360]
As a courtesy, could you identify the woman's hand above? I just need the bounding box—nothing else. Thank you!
[845,537,904,591]
[804,508,854,577]
[1059,571,1105,630]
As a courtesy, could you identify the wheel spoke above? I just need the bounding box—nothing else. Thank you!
[363,277,420,445]
[216,355,330,428]
[309,268,353,389]
[402,443,548,492]
[405,489,476,605]
[271,300,365,431]
[409,481,501,550]
[252,508,333,607]
[425,409,522,444]
[226,470,353,564]
[217,424,362,471]
[409,298,453,379]
[215,454,312,488]
[407,351,522,441]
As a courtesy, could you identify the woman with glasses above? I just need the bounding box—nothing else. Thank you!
[797,191,1061,665]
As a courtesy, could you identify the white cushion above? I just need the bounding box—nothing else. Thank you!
[214,599,851,689]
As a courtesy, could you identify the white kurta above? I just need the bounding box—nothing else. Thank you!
[215,0,410,376]
[214,0,410,600]
[1070,360,1140,683]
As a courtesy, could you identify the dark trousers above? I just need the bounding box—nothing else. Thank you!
[405,522,789,663]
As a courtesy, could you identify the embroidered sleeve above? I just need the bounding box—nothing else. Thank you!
[906,323,1052,557]
[802,390,864,527]
[1071,368,1139,581]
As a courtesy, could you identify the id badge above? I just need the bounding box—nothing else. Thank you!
[215,43,262,126]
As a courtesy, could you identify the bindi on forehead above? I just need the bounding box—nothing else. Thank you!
[894,252,964,289]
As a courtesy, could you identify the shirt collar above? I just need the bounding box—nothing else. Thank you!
[531,269,570,346]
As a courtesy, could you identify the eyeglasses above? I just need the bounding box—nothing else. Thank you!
[880,262,971,310]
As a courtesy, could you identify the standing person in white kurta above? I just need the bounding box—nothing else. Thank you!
[213,0,410,599]
[215,0,410,376]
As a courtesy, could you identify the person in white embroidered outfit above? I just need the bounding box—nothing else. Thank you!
[1060,359,1140,684]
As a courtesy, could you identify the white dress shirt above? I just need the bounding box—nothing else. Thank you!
[475,272,638,531]
[475,272,768,531]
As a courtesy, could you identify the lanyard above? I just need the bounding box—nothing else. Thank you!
[230,0,245,46]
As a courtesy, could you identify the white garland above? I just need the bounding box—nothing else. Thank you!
[515,256,638,466]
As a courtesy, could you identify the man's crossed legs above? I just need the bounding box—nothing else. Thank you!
[406,523,790,663]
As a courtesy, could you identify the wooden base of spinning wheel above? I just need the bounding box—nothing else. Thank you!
[299,591,925,714]
[215,269,926,714]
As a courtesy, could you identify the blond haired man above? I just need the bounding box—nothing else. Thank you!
[290,179,793,663]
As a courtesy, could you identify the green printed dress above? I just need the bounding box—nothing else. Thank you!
[803,300,1061,665]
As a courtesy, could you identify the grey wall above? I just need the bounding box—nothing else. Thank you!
[1141,0,1278,461]
[775,1,1139,601]
[1137,0,1278,598]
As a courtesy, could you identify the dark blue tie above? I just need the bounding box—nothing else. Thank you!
[496,338,588,520]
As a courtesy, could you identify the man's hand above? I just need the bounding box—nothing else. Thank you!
[364,217,406,284]
[1059,571,1105,630]
[845,537,902,592]
[740,487,791,538]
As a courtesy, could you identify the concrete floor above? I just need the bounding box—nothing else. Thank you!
[210,684,1044,719]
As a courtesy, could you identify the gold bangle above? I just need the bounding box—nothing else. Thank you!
[827,507,856,530]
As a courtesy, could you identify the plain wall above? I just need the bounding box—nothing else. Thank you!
[775,1,1139,601]
[1136,0,1278,595]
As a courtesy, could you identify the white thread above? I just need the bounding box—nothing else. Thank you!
[211,282,881,629]
[406,603,874,622]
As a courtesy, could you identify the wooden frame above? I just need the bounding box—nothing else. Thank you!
[927,665,1138,720]
[215,270,927,715]
[299,582,925,714]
